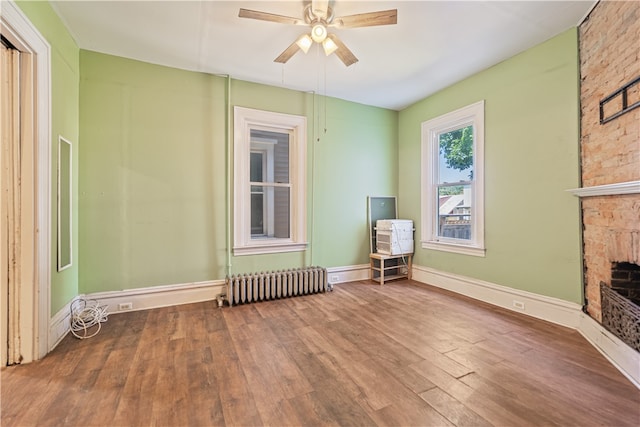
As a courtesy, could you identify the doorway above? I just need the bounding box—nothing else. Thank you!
[1,2,52,365]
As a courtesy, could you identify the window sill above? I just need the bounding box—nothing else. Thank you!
[233,242,308,256]
[421,241,485,257]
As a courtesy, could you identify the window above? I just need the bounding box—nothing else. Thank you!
[249,132,290,238]
[234,107,307,255]
[421,101,485,256]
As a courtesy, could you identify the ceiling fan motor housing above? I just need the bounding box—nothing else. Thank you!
[305,4,334,24]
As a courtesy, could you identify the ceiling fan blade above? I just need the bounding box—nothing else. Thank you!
[239,8,304,26]
[332,9,397,28]
[274,41,302,64]
[326,34,358,67]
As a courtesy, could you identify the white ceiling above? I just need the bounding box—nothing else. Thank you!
[50,0,595,110]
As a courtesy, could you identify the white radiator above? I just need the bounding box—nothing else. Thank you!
[226,267,328,306]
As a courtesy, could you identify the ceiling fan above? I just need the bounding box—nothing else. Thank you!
[238,0,397,67]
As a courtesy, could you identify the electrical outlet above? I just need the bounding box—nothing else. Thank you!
[513,300,525,310]
[118,302,133,311]
[330,275,339,283]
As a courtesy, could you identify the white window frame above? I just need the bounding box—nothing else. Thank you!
[233,106,307,255]
[421,100,485,257]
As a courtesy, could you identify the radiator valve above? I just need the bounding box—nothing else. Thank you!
[217,294,227,308]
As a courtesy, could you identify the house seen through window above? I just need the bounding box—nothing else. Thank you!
[250,129,290,239]
[437,125,473,240]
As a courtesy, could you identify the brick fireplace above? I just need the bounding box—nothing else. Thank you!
[576,0,640,341]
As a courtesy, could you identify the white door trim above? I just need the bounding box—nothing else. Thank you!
[1,0,52,362]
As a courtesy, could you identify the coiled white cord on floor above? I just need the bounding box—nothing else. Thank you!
[70,299,108,339]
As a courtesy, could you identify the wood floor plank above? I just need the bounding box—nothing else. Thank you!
[354,308,475,378]
[460,353,620,426]
[376,357,438,394]
[371,390,455,426]
[285,331,386,424]
[413,366,537,426]
[111,361,159,426]
[443,343,505,370]
[184,347,226,426]
[287,391,343,427]
[229,324,312,422]
[207,328,263,426]
[419,387,493,427]
[2,280,639,426]
[456,370,576,426]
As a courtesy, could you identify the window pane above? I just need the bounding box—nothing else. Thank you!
[250,130,289,184]
[250,152,263,183]
[251,190,264,236]
[250,128,291,240]
[273,187,290,238]
[274,138,289,184]
[438,184,471,240]
[438,125,473,184]
[250,185,290,239]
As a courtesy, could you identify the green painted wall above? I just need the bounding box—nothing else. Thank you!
[16,1,80,313]
[310,97,398,267]
[79,52,397,293]
[398,29,582,303]
[14,1,582,307]
[79,52,227,293]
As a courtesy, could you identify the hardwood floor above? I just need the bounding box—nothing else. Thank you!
[2,280,639,426]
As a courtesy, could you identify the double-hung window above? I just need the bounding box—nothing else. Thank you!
[421,101,485,256]
[234,107,307,255]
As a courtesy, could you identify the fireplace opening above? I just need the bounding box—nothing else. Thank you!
[600,262,640,352]
[611,262,640,306]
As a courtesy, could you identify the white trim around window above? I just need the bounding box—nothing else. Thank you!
[233,106,307,256]
[421,100,485,257]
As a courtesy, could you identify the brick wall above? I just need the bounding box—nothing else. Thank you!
[579,1,640,321]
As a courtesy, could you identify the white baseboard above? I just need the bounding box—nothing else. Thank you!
[412,265,582,328]
[49,296,79,351]
[327,264,369,284]
[578,313,640,388]
[86,279,226,315]
[412,264,639,388]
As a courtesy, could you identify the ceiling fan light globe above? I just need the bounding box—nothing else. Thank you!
[296,34,313,53]
[322,37,338,56]
[311,24,327,43]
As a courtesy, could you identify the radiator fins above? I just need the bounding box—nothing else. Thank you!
[226,267,328,306]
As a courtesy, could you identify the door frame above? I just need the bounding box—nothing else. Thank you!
[1,0,51,362]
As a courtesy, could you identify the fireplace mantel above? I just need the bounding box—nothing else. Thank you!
[567,180,640,198]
